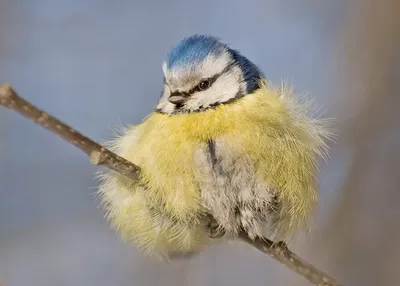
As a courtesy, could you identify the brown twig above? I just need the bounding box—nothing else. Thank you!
[239,233,340,285]
[0,83,141,180]
[0,82,341,286]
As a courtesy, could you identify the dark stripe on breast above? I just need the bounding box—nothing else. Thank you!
[207,139,218,169]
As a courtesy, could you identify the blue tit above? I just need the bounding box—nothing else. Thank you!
[98,35,331,259]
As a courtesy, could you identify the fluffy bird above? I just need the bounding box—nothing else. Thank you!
[98,35,331,258]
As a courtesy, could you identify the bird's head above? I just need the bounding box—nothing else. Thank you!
[155,35,264,114]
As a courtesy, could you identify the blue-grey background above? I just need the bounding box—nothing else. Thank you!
[1,1,399,285]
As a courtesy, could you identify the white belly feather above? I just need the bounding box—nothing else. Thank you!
[194,138,280,239]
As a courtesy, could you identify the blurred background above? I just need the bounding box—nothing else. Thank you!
[1,0,399,285]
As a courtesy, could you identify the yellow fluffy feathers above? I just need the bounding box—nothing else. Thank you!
[98,81,332,257]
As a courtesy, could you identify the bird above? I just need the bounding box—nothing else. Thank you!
[98,34,332,259]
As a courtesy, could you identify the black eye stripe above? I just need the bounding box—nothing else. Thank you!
[169,91,190,98]
[169,62,236,97]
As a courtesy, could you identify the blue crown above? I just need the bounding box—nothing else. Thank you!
[166,35,227,69]
[166,35,264,93]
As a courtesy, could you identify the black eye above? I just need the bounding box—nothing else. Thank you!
[198,79,211,91]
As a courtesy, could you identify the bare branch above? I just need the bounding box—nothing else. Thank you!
[0,83,141,180]
[0,82,341,286]
[239,233,340,285]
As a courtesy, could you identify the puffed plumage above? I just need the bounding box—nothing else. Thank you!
[98,35,331,258]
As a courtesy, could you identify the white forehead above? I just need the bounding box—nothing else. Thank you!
[162,51,233,91]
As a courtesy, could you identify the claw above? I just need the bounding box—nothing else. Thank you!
[206,214,225,238]
[274,241,288,250]
[209,227,225,238]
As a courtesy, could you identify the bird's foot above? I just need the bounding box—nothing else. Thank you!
[273,240,288,250]
[206,215,225,238]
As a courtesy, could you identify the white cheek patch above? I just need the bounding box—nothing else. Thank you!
[185,65,246,111]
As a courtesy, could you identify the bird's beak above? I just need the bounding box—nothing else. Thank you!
[168,92,189,105]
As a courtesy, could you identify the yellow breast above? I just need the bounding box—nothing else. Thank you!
[117,83,328,234]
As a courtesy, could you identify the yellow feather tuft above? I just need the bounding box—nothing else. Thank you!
[98,80,333,256]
